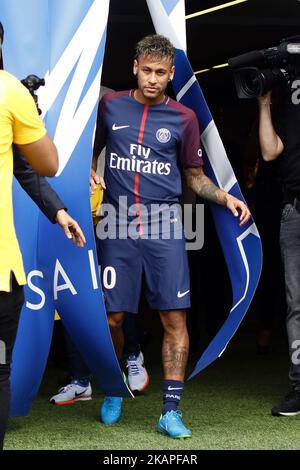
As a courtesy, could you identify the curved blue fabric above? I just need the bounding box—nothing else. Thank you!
[147,0,262,378]
[2,0,130,417]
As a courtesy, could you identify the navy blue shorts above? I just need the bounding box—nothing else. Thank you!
[98,236,190,313]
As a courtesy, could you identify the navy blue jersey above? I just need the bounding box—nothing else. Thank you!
[93,90,203,232]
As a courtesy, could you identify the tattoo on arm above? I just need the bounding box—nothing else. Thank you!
[185,168,227,205]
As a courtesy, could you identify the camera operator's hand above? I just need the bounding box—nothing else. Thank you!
[257,91,284,161]
[258,91,272,107]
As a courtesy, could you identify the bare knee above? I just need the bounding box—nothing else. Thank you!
[160,310,187,335]
[108,312,124,330]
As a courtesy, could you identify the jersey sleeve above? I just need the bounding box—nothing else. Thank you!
[180,109,203,168]
[9,81,46,145]
[93,96,107,157]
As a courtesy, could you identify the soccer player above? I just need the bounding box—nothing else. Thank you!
[90,34,250,439]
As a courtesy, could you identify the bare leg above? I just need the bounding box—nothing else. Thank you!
[159,310,189,381]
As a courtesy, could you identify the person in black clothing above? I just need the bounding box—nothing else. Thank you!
[258,81,300,416]
[13,145,85,246]
[244,121,285,354]
[0,146,85,450]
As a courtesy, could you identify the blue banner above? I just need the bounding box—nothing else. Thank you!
[146,0,262,377]
[2,0,130,417]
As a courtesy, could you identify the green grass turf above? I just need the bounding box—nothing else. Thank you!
[5,317,299,450]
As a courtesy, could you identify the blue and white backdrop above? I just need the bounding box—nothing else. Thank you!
[147,0,262,378]
[2,0,130,417]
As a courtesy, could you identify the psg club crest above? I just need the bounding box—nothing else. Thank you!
[156,127,171,143]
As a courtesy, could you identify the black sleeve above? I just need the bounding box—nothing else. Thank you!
[93,97,107,158]
[13,145,66,223]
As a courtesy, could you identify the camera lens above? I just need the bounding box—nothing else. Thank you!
[242,69,262,97]
[233,67,265,98]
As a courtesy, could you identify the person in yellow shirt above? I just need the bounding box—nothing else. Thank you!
[0,21,58,450]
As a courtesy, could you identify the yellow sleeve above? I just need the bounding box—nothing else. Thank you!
[8,79,46,145]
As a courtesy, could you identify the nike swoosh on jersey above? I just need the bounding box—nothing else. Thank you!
[177,290,190,298]
[112,123,130,131]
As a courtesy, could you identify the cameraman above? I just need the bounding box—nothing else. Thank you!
[0,21,58,449]
[258,79,300,416]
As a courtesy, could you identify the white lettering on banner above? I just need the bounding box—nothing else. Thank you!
[53,260,78,300]
[26,270,46,310]
[291,79,300,105]
[25,252,103,310]
[88,249,99,290]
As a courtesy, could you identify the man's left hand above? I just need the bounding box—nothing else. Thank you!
[225,194,251,226]
[55,209,86,247]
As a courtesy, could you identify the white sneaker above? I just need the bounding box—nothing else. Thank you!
[50,380,92,405]
[126,352,149,392]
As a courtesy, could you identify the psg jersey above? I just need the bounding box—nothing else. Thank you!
[93,90,203,230]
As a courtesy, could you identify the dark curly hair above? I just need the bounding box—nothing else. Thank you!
[135,34,175,64]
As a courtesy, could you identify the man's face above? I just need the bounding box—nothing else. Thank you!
[133,55,174,104]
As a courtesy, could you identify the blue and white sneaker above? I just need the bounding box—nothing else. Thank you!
[157,410,192,439]
[50,380,92,405]
[126,352,149,392]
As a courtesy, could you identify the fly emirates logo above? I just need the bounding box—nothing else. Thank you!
[109,144,171,176]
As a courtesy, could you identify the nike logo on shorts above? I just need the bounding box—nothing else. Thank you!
[177,290,190,298]
[167,386,183,391]
[112,123,130,131]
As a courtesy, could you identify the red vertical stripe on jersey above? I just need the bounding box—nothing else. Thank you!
[135,104,149,235]
[134,173,142,234]
[138,105,148,144]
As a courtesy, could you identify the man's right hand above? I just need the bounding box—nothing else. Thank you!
[90,169,106,195]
